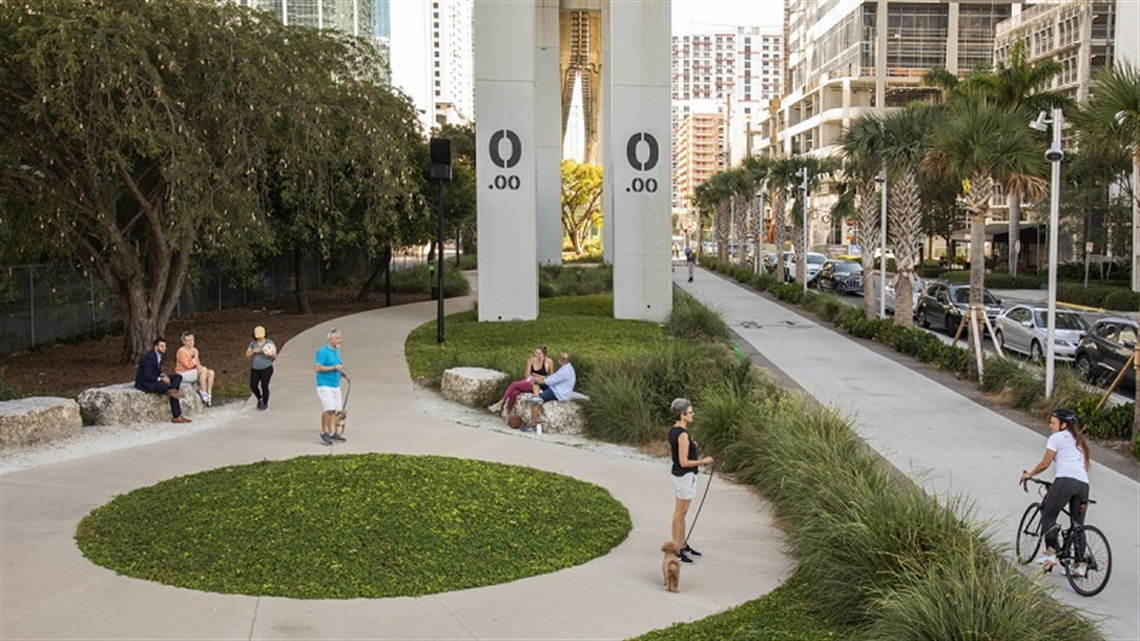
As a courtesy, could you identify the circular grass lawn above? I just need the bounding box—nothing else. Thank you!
[75,454,631,599]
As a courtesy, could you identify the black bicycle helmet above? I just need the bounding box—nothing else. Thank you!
[1051,407,1078,429]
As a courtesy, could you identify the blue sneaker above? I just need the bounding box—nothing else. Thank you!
[682,545,702,558]
[319,433,333,446]
[676,552,694,565]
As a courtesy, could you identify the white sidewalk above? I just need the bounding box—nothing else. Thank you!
[678,266,1139,641]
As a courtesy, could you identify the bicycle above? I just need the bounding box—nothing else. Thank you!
[1015,476,1113,596]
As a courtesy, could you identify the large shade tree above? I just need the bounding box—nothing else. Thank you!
[926,98,1046,380]
[560,159,603,255]
[0,0,422,360]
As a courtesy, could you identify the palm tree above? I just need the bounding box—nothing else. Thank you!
[954,40,1068,275]
[836,113,886,318]
[880,104,940,327]
[766,157,801,284]
[742,155,772,271]
[926,98,1046,381]
[787,156,840,287]
[1076,61,1140,439]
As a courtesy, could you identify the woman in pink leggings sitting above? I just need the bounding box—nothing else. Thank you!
[488,345,554,416]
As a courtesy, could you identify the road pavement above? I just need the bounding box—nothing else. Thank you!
[680,266,1139,641]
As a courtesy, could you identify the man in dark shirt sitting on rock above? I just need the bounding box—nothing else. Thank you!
[135,337,190,424]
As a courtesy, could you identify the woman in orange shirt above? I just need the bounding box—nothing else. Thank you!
[175,331,215,406]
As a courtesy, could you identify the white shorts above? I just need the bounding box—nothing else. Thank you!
[180,369,198,383]
[671,472,697,501]
[317,386,343,412]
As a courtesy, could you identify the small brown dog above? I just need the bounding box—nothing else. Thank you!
[335,411,347,434]
[661,541,681,592]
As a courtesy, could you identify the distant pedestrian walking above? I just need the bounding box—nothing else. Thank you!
[246,325,276,411]
[685,247,696,282]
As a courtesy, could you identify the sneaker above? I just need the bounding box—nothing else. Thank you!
[198,390,208,403]
[329,433,346,442]
[487,401,503,413]
[258,401,268,411]
[1037,554,1057,568]
[204,393,212,407]
[521,424,536,433]
[676,552,694,565]
[319,433,334,446]
[535,423,543,434]
[682,545,702,558]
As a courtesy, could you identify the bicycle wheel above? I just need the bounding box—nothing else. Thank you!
[1065,525,1112,597]
[1015,502,1043,565]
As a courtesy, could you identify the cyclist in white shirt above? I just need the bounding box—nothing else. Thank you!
[1020,407,1091,569]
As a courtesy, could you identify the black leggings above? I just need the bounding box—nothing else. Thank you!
[250,366,274,404]
[1040,476,1089,553]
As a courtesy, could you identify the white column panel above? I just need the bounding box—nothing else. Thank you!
[601,0,614,265]
[535,0,562,265]
[608,0,671,322]
[475,0,538,321]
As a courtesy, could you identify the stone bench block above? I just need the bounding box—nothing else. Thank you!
[506,392,589,436]
[78,382,204,426]
[441,367,509,407]
[0,397,83,448]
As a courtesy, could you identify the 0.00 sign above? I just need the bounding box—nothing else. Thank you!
[629,177,658,193]
[489,174,521,190]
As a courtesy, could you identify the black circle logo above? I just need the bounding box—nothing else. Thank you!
[489,129,522,169]
[626,132,659,172]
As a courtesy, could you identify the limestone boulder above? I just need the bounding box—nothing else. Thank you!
[506,391,589,436]
[441,367,508,407]
[0,397,83,448]
[78,382,204,426]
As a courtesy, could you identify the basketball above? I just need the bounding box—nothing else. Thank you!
[261,343,277,359]
[507,415,523,429]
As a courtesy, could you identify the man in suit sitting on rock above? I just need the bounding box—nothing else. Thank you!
[135,337,190,424]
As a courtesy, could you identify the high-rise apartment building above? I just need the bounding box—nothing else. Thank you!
[994,1,1117,104]
[671,26,783,213]
[230,0,389,84]
[390,0,474,130]
[234,0,374,36]
[754,0,1024,159]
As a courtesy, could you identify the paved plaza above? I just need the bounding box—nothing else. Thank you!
[2,267,1137,640]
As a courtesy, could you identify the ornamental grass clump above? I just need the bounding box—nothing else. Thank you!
[76,454,631,599]
[667,288,729,340]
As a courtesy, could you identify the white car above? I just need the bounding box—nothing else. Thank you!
[784,252,827,283]
[994,305,1091,363]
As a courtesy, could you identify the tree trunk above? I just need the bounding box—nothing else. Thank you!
[736,196,750,267]
[356,246,392,301]
[1008,192,1022,275]
[293,246,312,314]
[967,210,986,382]
[716,202,730,264]
[119,289,161,365]
[889,172,922,329]
[856,179,879,319]
[772,192,788,283]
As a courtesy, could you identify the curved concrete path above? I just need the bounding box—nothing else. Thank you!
[0,286,790,640]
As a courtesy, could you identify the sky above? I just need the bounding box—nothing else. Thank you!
[671,0,784,33]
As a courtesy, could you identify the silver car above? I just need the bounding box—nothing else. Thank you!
[993,305,1090,363]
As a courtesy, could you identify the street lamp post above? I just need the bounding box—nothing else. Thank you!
[876,170,887,319]
[796,167,809,294]
[1031,108,1064,397]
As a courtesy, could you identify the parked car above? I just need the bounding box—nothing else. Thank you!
[884,275,925,317]
[1073,318,1138,391]
[816,260,863,295]
[993,305,1090,363]
[916,282,1003,334]
[784,252,827,284]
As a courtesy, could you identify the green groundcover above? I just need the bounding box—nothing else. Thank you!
[76,454,632,599]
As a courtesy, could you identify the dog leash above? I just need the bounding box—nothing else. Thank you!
[683,461,716,547]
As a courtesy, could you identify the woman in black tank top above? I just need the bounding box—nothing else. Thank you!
[488,345,554,417]
[668,398,714,564]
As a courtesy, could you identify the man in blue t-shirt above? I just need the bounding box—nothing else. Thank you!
[314,329,348,446]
